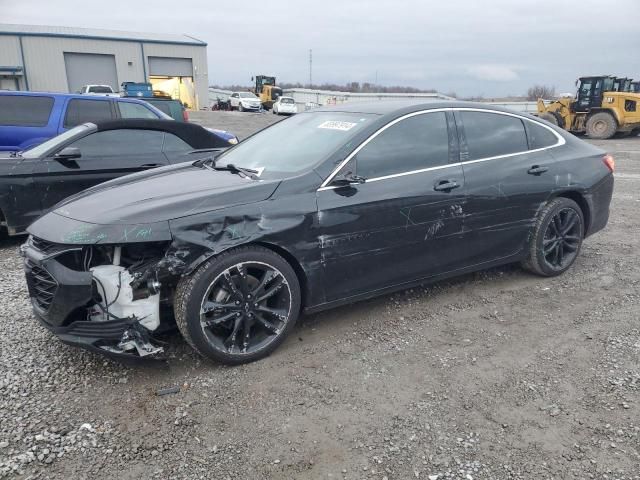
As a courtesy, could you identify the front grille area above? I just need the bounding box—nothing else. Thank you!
[31,236,67,255]
[28,262,58,310]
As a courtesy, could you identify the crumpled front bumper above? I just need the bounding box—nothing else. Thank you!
[21,240,165,363]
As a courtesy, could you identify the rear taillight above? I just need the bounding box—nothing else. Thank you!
[603,154,615,172]
[183,109,189,122]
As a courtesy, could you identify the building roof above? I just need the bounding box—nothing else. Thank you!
[0,23,206,46]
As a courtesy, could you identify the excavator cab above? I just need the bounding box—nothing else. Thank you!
[613,77,633,92]
[575,76,615,111]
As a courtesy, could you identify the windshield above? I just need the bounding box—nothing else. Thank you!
[216,112,377,177]
[89,86,113,93]
[22,124,94,158]
[281,98,294,104]
[239,92,258,98]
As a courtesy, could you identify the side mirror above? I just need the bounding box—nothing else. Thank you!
[54,147,81,160]
[331,171,366,187]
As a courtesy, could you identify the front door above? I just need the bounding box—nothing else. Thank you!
[317,110,467,302]
[33,129,167,214]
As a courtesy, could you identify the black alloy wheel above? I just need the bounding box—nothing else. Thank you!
[541,207,582,270]
[175,246,300,364]
[199,262,290,354]
[522,197,584,277]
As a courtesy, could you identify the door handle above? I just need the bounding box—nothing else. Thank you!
[433,180,460,192]
[527,165,548,175]
[140,163,163,169]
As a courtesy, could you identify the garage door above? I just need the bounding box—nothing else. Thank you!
[63,52,118,93]
[148,57,193,77]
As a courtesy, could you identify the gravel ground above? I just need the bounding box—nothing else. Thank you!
[1,111,639,479]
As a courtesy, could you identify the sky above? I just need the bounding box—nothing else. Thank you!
[3,0,640,97]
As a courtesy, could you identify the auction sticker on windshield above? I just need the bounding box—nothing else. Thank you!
[317,121,358,131]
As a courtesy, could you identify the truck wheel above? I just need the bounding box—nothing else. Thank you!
[586,112,617,139]
[174,246,301,364]
[521,197,584,277]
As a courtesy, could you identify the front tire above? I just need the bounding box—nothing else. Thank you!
[174,246,301,364]
[238,103,244,112]
[522,197,584,277]
[586,112,617,139]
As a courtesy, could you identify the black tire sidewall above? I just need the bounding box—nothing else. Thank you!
[586,112,617,139]
[182,248,301,364]
[534,198,584,276]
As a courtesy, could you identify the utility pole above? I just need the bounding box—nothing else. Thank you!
[309,49,312,88]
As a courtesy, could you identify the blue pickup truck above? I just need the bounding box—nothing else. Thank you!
[0,91,170,152]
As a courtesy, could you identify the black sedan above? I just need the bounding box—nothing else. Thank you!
[22,101,614,364]
[0,119,233,235]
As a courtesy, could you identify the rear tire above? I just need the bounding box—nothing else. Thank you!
[521,197,584,277]
[586,112,617,139]
[174,246,301,364]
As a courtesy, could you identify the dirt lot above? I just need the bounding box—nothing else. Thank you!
[1,111,639,480]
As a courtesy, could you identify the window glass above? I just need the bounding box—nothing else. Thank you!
[22,124,93,159]
[461,111,528,160]
[88,86,113,93]
[118,102,158,119]
[216,112,376,177]
[163,133,192,152]
[146,100,171,116]
[68,129,164,156]
[64,99,112,128]
[525,121,558,149]
[0,95,54,126]
[354,112,449,179]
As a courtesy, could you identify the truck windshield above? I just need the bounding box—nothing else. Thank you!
[215,112,377,177]
[89,86,113,93]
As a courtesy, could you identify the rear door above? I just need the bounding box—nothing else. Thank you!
[456,109,562,264]
[0,94,56,151]
[32,129,167,212]
[61,98,114,132]
[317,110,466,301]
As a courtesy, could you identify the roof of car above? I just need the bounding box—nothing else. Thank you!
[0,90,155,104]
[92,119,229,148]
[313,100,534,117]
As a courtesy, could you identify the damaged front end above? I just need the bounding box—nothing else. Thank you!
[21,225,177,361]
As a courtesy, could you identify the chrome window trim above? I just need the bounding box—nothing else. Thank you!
[317,107,566,191]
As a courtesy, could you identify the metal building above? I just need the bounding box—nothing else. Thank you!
[0,24,209,109]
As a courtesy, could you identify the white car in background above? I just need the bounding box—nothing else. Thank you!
[272,96,297,115]
[228,92,262,112]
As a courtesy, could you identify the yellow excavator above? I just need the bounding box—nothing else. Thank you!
[537,76,640,139]
[252,75,283,110]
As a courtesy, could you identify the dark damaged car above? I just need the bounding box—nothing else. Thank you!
[22,101,614,364]
[1,119,234,235]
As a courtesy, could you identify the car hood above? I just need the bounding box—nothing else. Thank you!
[48,163,281,226]
[240,97,260,102]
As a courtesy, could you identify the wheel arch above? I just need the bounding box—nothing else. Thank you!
[253,241,310,309]
[549,190,591,236]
